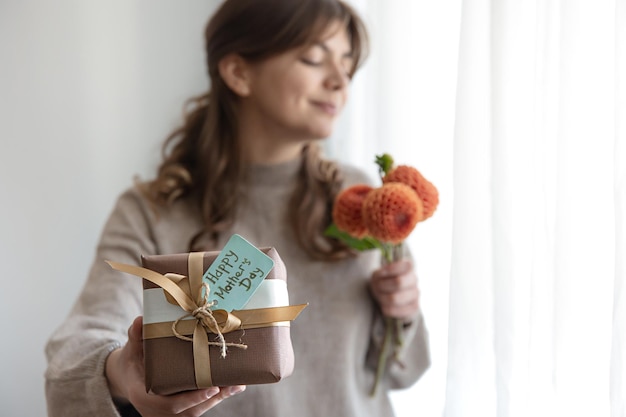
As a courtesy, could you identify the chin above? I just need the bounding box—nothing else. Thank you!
[292,121,336,141]
[308,125,335,140]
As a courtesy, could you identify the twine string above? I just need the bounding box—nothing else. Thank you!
[171,283,247,357]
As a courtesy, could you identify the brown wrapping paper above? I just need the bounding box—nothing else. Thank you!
[136,248,301,395]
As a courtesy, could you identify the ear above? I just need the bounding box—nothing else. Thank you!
[218,53,252,97]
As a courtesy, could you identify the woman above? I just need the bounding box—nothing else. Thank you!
[44,0,430,416]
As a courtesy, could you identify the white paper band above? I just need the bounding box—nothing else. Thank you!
[143,279,289,325]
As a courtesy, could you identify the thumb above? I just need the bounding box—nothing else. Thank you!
[127,316,144,359]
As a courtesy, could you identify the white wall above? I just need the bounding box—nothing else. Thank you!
[0,1,217,415]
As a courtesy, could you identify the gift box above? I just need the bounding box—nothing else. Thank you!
[108,247,306,395]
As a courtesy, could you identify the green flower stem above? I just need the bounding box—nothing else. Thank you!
[370,317,394,397]
[370,243,405,397]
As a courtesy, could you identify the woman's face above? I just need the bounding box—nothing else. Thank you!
[237,22,354,162]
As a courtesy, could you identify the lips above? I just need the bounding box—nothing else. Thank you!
[311,100,339,116]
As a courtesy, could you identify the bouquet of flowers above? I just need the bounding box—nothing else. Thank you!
[325,153,438,396]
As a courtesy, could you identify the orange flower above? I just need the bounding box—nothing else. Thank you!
[361,183,424,244]
[332,184,374,238]
[383,165,439,220]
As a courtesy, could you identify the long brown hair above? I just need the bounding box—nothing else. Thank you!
[140,0,369,259]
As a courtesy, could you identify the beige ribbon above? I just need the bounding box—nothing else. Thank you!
[106,254,307,389]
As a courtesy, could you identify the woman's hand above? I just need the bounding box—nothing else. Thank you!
[105,316,246,417]
[369,259,420,321]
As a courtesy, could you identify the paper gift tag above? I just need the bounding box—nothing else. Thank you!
[202,234,275,312]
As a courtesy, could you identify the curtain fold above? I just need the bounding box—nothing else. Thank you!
[612,2,625,415]
[446,1,623,416]
[446,0,497,414]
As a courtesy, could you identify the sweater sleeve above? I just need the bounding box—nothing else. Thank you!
[367,308,431,390]
[44,188,157,417]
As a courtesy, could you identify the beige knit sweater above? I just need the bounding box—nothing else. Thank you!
[44,158,430,417]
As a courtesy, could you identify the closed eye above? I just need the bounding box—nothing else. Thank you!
[300,58,323,67]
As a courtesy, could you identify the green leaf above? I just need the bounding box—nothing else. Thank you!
[375,153,395,177]
[324,223,383,252]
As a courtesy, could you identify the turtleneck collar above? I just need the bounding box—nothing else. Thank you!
[245,155,303,187]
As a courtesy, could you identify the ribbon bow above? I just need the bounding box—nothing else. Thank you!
[170,279,246,358]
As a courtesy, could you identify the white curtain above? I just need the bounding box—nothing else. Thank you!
[341,1,625,416]
[446,0,624,416]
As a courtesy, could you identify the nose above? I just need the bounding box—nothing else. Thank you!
[324,62,349,91]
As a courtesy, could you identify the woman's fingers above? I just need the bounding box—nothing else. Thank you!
[370,260,420,319]
[134,386,246,417]
[377,287,420,318]
[179,386,247,417]
[137,387,220,416]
